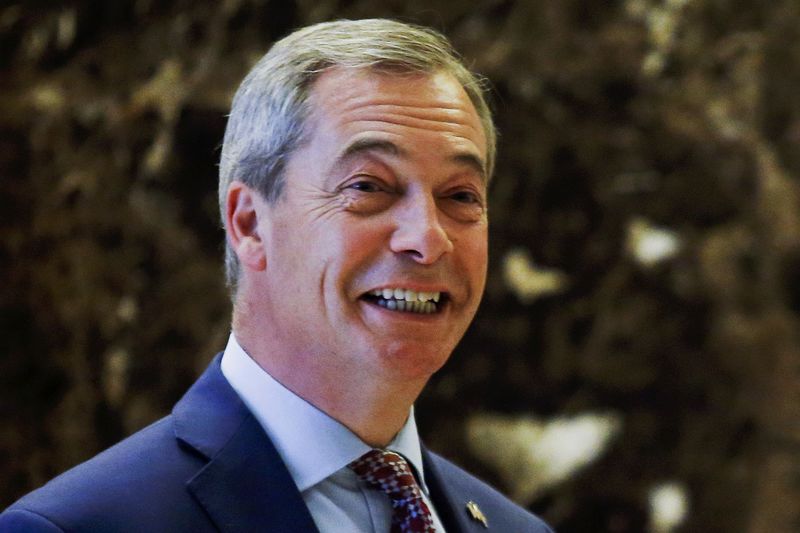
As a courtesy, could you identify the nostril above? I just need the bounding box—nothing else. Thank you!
[390,225,453,264]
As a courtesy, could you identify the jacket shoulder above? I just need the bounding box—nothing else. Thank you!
[1,416,210,532]
[0,508,64,532]
[425,451,555,532]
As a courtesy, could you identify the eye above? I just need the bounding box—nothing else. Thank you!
[346,180,383,193]
[338,176,395,215]
[448,190,483,205]
[441,187,487,223]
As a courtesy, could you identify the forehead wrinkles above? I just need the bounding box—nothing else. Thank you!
[305,69,487,156]
[342,101,483,140]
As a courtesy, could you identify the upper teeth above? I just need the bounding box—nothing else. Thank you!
[371,288,441,303]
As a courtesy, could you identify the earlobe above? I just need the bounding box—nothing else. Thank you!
[226,181,268,272]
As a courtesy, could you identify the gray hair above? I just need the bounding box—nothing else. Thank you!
[219,18,496,293]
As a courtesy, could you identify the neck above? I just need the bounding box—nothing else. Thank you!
[232,307,426,447]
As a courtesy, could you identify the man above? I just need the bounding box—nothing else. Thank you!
[1,19,553,532]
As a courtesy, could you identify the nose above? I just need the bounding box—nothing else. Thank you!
[389,194,454,264]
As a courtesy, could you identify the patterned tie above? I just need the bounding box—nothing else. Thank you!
[349,449,436,532]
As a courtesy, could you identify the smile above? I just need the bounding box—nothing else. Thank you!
[362,288,444,314]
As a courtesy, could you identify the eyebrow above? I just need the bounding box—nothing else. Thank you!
[450,152,487,183]
[334,138,487,182]
[338,138,405,161]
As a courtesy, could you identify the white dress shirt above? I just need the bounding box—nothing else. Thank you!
[220,334,446,532]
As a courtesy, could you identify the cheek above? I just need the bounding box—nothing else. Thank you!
[338,217,388,255]
[267,218,330,298]
[322,219,388,289]
[460,232,489,302]
[459,226,489,274]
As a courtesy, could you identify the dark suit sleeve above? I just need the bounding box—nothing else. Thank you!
[0,508,65,532]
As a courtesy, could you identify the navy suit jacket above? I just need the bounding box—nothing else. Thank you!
[0,355,553,532]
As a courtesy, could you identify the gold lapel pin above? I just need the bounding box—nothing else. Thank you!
[466,500,488,528]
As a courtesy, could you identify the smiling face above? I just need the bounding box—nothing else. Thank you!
[247,67,488,386]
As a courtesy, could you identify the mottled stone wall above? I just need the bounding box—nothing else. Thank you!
[3,1,800,531]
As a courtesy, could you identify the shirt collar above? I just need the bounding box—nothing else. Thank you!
[219,334,429,493]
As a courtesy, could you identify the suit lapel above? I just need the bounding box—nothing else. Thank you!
[186,414,319,533]
[173,355,319,533]
[423,448,484,533]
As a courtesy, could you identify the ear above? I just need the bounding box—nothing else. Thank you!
[225,181,268,272]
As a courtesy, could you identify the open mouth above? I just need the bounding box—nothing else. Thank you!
[361,288,447,314]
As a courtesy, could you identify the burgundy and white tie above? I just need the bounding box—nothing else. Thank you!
[349,449,436,533]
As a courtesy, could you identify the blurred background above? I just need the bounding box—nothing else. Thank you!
[2,1,800,531]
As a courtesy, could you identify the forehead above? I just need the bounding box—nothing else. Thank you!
[303,67,488,171]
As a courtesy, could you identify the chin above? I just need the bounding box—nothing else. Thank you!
[372,340,454,380]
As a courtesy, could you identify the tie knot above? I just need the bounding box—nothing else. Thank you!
[349,449,437,532]
[349,449,421,499]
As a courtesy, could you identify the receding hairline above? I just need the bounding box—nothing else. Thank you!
[302,67,489,179]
